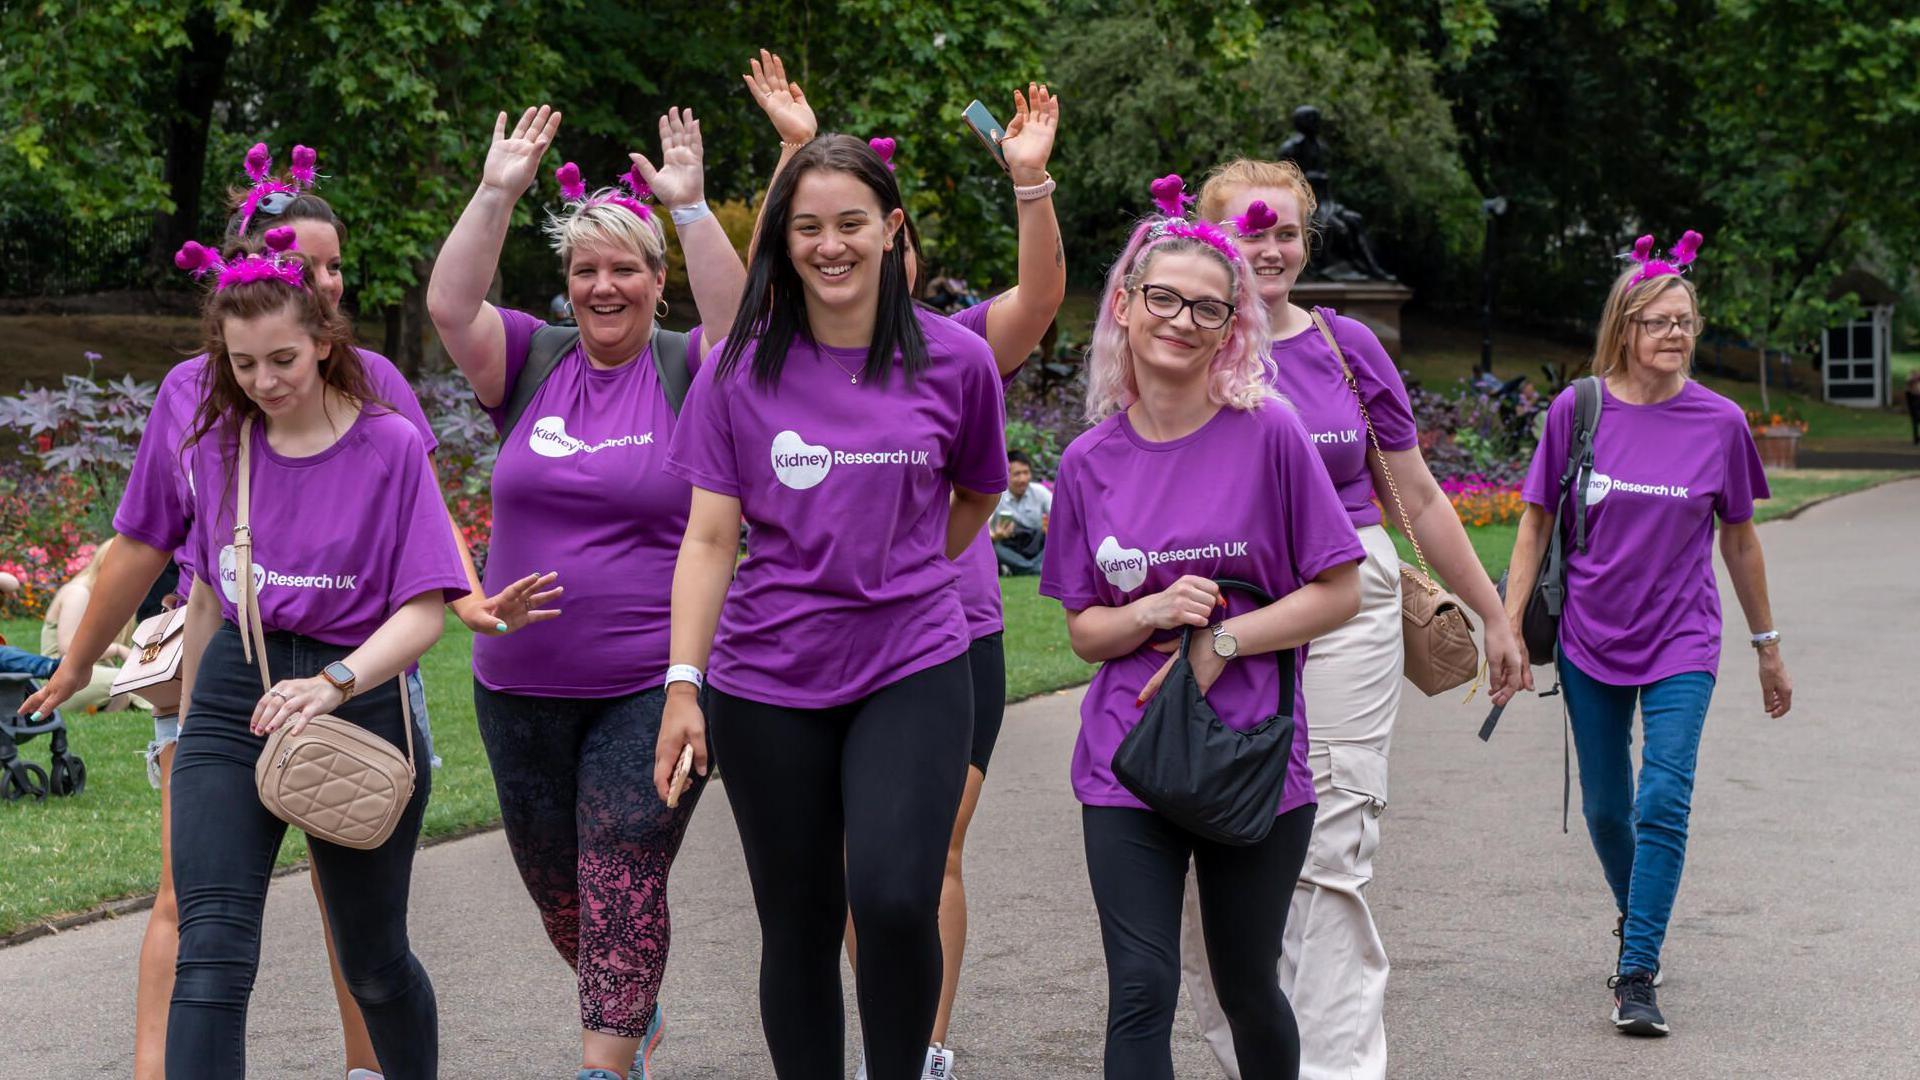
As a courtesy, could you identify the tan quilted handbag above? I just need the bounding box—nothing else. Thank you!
[111,604,190,714]
[232,418,416,851]
[1310,311,1481,697]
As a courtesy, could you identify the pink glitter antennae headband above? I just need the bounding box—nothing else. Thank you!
[1230,200,1280,237]
[235,142,322,237]
[1625,229,1704,286]
[175,227,307,292]
[1139,175,1240,265]
[554,161,654,220]
[868,137,897,171]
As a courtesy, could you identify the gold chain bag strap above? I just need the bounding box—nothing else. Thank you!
[1309,310,1481,696]
[235,417,416,850]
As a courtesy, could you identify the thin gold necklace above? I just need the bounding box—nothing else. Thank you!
[823,349,860,385]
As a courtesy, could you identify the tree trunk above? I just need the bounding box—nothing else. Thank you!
[146,9,234,276]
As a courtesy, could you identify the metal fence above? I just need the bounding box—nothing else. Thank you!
[0,210,225,298]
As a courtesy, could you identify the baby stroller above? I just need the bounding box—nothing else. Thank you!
[0,673,85,801]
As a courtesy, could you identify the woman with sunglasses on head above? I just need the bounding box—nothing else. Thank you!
[17,143,546,1080]
[25,228,468,1078]
[657,132,1007,1080]
[743,51,1065,1080]
[1174,159,1526,1080]
[1504,234,1789,1037]
[1039,181,1365,1080]
[428,104,744,1080]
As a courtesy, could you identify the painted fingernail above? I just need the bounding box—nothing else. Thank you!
[495,622,509,633]
[28,711,42,722]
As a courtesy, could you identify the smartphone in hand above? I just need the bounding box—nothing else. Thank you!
[961,99,1010,174]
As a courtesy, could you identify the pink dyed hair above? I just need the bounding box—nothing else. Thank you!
[1085,218,1276,422]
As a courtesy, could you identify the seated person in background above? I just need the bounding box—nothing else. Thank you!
[992,450,1053,576]
[2,567,57,679]
[38,538,140,712]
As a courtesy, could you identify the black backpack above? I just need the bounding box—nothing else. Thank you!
[500,324,694,437]
[1482,375,1602,741]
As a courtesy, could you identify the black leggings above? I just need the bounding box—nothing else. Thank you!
[707,654,973,1080]
[1083,803,1315,1080]
[167,623,434,1078]
[966,631,1006,773]
[474,683,706,1037]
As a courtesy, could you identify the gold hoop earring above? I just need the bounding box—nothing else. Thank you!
[656,297,670,319]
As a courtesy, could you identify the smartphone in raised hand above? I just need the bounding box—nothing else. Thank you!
[961,99,1011,174]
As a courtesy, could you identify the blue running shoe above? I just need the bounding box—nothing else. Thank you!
[631,1003,666,1080]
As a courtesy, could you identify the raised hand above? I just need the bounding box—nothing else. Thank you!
[999,83,1059,186]
[482,105,563,197]
[630,107,705,210]
[743,49,817,145]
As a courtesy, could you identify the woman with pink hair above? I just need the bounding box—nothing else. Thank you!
[1039,182,1366,1079]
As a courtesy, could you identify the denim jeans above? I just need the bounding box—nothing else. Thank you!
[1559,656,1715,975]
[0,645,57,679]
[168,622,435,1077]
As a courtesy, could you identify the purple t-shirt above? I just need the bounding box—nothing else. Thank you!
[946,298,1021,640]
[1268,310,1417,528]
[474,309,705,697]
[1039,402,1365,814]
[116,350,439,581]
[1522,380,1768,685]
[117,407,466,647]
[666,307,1009,708]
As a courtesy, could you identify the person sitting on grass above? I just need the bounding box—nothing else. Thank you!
[992,449,1053,576]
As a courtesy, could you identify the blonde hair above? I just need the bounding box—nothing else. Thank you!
[1198,158,1318,238]
[543,195,667,273]
[1591,270,1700,379]
[74,537,114,588]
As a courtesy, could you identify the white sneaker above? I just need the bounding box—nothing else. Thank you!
[856,1059,868,1080]
[923,1044,955,1079]
[347,1071,383,1080]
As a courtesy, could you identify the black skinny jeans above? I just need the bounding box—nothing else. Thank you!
[707,654,973,1080]
[167,623,434,1078]
[1083,803,1316,1080]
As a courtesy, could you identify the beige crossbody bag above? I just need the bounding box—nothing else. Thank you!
[233,417,416,850]
[1309,311,1482,696]
[111,602,190,714]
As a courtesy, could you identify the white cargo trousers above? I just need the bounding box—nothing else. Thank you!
[1180,524,1402,1080]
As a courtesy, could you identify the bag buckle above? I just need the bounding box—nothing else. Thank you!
[141,641,164,665]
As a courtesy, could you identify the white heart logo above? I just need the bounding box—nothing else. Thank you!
[771,430,832,490]
[529,415,586,459]
[1096,535,1149,592]
[218,544,268,604]
[1584,471,1613,506]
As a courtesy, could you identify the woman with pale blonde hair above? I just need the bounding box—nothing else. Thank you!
[427,103,743,1079]
[37,537,140,713]
[1505,236,1788,1037]
[1176,157,1524,1080]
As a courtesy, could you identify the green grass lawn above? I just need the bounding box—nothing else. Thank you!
[1,467,1908,935]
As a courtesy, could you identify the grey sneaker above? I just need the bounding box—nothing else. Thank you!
[1608,971,1670,1036]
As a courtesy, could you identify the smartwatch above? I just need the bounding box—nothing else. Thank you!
[320,661,357,700]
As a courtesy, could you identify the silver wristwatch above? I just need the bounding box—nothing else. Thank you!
[1210,623,1239,659]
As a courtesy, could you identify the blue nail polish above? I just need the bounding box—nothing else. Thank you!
[28,711,42,722]
[495,622,509,633]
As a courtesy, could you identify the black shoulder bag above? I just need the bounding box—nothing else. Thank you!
[1110,579,1298,846]
[500,324,694,436]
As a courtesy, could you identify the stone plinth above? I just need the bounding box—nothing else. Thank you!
[1292,280,1414,351]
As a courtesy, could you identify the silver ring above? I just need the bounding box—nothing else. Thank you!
[268,689,288,700]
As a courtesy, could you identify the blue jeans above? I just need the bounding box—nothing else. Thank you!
[1559,656,1714,975]
[0,645,57,680]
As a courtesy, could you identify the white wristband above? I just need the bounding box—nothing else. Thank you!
[1750,630,1781,649]
[665,664,704,690]
[669,200,712,226]
[1013,174,1056,202]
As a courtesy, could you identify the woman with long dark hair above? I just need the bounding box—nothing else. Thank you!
[657,134,1007,1079]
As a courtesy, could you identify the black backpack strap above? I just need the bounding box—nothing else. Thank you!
[1568,376,1603,553]
[651,327,693,416]
[501,325,581,437]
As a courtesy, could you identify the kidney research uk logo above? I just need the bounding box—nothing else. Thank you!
[528,415,655,459]
[770,429,931,490]
[218,545,359,603]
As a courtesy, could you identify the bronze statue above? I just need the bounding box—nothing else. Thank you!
[1278,106,1395,283]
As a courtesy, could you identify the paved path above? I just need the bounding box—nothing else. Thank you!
[4,479,1916,1078]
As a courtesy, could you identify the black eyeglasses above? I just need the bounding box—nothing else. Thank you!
[1137,283,1235,330]
[1632,315,1704,339]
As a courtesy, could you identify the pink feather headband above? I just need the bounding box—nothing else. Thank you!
[235,143,320,236]
[554,161,653,219]
[1626,230,1704,286]
[868,137,897,171]
[1141,175,1241,265]
[175,227,307,292]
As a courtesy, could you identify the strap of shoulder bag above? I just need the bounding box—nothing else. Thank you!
[651,327,693,416]
[1309,310,1436,593]
[235,417,413,771]
[1209,577,1297,718]
[503,323,695,437]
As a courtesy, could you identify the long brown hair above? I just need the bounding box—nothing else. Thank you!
[185,241,379,455]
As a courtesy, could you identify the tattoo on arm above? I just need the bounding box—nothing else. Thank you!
[1054,234,1064,268]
